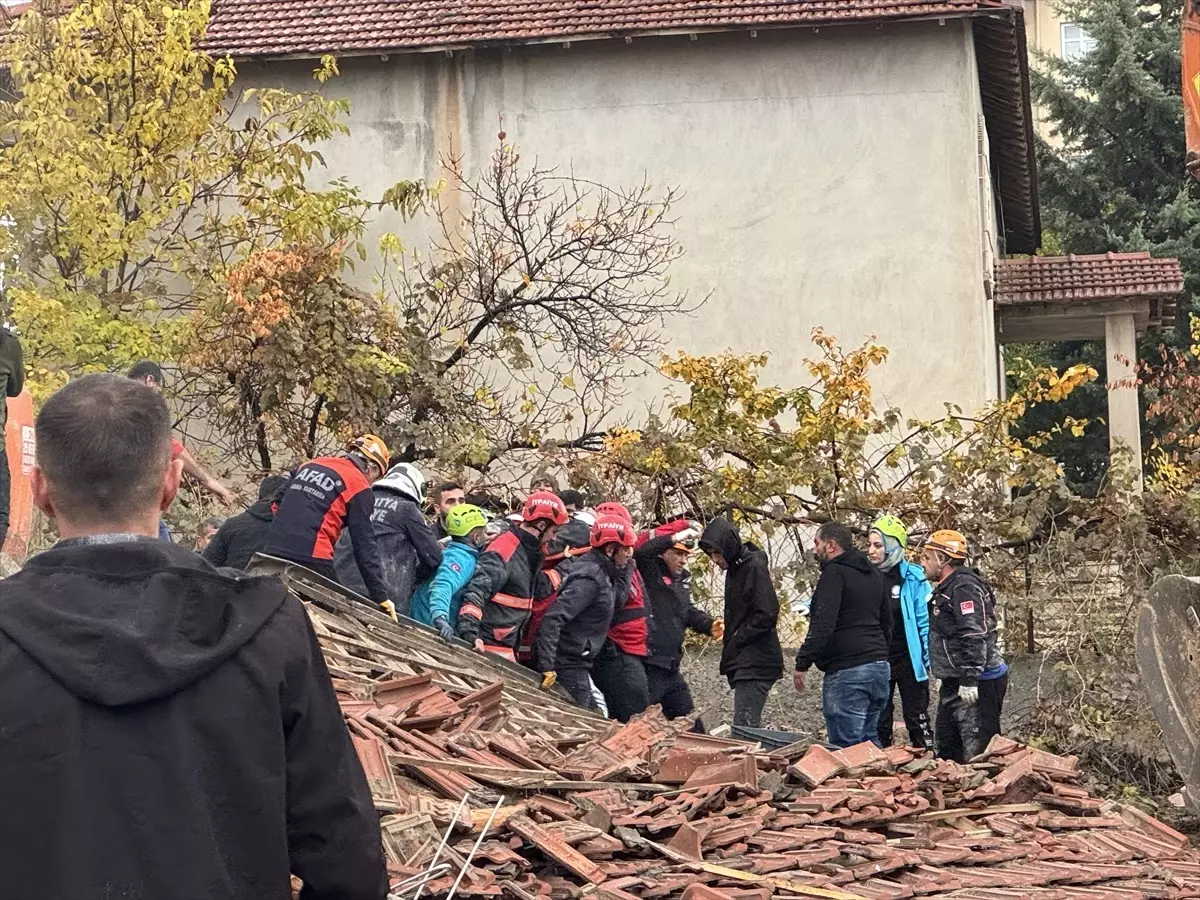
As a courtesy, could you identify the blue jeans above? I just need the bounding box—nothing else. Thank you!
[822,660,891,748]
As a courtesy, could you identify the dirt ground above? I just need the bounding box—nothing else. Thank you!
[679,644,1046,742]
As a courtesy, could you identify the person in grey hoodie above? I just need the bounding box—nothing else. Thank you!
[335,461,443,615]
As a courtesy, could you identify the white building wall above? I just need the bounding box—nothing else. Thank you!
[238,19,1000,421]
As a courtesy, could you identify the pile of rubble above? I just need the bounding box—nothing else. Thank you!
[277,562,1200,900]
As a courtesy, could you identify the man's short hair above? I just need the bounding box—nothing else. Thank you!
[816,522,854,551]
[559,489,584,510]
[37,374,173,525]
[257,474,288,501]
[433,481,462,500]
[126,360,165,386]
[202,517,226,531]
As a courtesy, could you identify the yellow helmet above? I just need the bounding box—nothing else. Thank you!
[924,529,968,561]
[347,433,390,473]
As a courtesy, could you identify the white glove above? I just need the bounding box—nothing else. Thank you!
[674,526,701,543]
[957,684,979,706]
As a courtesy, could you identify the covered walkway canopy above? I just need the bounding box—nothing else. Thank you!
[994,251,1185,490]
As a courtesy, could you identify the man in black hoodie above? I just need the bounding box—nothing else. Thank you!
[0,322,25,553]
[793,522,893,748]
[203,473,288,569]
[699,518,784,728]
[0,374,386,900]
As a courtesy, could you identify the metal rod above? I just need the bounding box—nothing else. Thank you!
[445,797,504,900]
[410,793,470,900]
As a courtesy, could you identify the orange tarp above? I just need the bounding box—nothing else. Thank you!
[4,390,35,562]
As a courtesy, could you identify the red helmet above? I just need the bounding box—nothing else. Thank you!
[595,501,633,525]
[521,491,569,526]
[590,515,636,549]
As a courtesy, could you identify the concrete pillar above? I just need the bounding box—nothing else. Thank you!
[1104,312,1143,492]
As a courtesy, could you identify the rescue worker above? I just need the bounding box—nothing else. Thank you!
[333,461,442,617]
[921,529,1008,762]
[263,435,397,620]
[535,514,636,708]
[699,517,784,729]
[410,504,491,640]
[521,509,595,667]
[431,481,465,539]
[0,319,24,553]
[589,501,652,723]
[203,474,288,570]
[456,490,568,661]
[867,515,932,748]
[637,519,724,723]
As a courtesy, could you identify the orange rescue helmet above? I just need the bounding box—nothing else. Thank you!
[924,529,968,561]
[347,433,390,473]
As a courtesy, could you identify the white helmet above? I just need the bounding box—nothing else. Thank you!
[376,462,426,504]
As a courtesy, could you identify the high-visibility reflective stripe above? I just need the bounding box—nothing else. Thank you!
[545,570,563,590]
[491,592,533,611]
[483,644,516,662]
[460,604,483,621]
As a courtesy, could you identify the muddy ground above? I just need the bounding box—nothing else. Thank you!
[679,645,1049,741]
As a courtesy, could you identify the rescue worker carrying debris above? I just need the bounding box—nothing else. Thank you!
[333,461,442,617]
[535,514,637,708]
[638,519,724,724]
[920,529,1008,762]
[456,490,568,661]
[263,434,397,620]
[410,503,491,640]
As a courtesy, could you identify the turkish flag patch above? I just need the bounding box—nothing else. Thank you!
[959,600,976,615]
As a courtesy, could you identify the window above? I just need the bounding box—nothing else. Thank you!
[1061,23,1097,61]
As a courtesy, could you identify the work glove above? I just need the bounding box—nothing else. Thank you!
[541,671,558,690]
[379,600,398,623]
[710,619,725,640]
[474,639,486,654]
[957,684,980,706]
[433,616,455,642]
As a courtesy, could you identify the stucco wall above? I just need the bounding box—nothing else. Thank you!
[238,20,1000,422]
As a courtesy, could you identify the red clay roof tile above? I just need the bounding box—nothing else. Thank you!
[204,0,1010,58]
[994,253,1184,311]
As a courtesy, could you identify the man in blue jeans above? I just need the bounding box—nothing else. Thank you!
[793,523,893,748]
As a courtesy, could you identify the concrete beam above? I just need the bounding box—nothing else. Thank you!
[1105,312,1143,492]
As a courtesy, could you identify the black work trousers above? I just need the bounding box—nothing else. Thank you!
[590,641,650,722]
[646,665,696,720]
[935,674,1008,763]
[731,678,774,728]
[0,443,9,552]
[556,668,599,711]
[877,661,931,748]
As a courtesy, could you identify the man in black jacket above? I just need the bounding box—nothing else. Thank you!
[535,514,635,708]
[203,474,288,569]
[0,374,385,900]
[639,519,722,723]
[0,322,24,553]
[699,518,784,728]
[793,522,893,748]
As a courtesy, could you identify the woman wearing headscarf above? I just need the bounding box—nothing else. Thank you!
[867,515,933,748]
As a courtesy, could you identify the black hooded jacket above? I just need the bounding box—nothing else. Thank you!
[203,497,276,569]
[0,540,386,900]
[794,547,892,674]
[535,548,621,672]
[699,519,784,684]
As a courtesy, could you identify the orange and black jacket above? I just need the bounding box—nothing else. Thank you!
[455,523,544,660]
[263,456,389,603]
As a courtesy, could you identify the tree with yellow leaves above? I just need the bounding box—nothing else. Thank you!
[0,0,423,394]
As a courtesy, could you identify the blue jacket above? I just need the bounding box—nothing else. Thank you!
[897,560,932,682]
[410,541,479,627]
